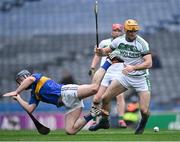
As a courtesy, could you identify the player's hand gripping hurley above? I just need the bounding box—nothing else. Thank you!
[3,93,50,135]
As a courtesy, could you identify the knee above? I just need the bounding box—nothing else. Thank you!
[102,96,109,105]
[93,93,102,103]
[116,95,124,103]
[91,84,99,94]
[140,107,150,115]
[139,103,149,114]
[65,131,76,135]
[65,129,76,135]
[94,96,101,103]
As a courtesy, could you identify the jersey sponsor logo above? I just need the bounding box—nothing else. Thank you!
[117,43,141,58]
[118,43,138,52]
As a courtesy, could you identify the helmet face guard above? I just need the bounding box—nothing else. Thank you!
[15,70,31,84]
[124,19,140,32]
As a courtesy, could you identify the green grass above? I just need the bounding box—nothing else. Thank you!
[0,129,180,141]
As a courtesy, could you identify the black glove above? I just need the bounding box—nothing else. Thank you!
[88,68,95,76]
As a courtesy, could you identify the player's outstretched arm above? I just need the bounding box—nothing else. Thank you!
[88,54,101,77]
[13,94,37,113]
[16,76,36,94]
[3,91,18,97]
[3,76,35,97]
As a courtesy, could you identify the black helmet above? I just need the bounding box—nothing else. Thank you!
[15,70,31,84]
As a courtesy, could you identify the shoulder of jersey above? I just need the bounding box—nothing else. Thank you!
[112,34,125,42]
[136,35,149,47]
[101,38,112,43]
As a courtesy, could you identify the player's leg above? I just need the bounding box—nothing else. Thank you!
[89,80,127,131]
[92,66,115,106]
[76,69,106,100]
[93,85,107,105]
[133,75,151,134]
[80,55,122,100]
[62,85,101,135]
[64,107,83,135]
[135,90,150,134]
[75,79,108,131]
[91,59,112,84]
[116,93,127,128]
[101,80,127,117]
[65,105,102,134]
[77,60,112,100]
[88,85,107,128]
[77,84,99,100]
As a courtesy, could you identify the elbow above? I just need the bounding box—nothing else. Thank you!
[27,109,34,113]
[91,84,99,94]
[148,61,153,69]
[147,62,152,69]
[27,105,36,113]
[28,110,33,113]
[29,77,35,83]
[65,128,77,135]
[145,59,152,69]
[65,131,76,135]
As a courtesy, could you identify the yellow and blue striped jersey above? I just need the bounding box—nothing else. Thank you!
[29,73,63,107]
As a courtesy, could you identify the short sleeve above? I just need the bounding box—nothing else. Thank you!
[98,40,104,48]
[141,42,150,56]
[32,73,42,84]
[29,93,40,106]
[110,38,119,50]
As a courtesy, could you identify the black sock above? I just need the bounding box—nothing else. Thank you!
[84,114,93,122]
[141,110,150,120]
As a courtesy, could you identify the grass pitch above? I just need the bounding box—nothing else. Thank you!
[0,128,180,141]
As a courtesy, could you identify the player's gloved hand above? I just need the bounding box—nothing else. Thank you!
[88,68,95,76]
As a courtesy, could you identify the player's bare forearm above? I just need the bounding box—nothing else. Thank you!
[134,62,151,70]
[94,47,112,56]
[16,76,35,94]
[91,54,101,69]
[134,54,152,70]
[101,47,112,56]
[16,95,36,113]
[122,54,152,75]
[89,55,101,77]
[3,91,18,97]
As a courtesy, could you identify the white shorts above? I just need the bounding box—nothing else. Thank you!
[114,73,151,92]
[101,63,124,87]
[61,84,84,114]
[101,63,151,92]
